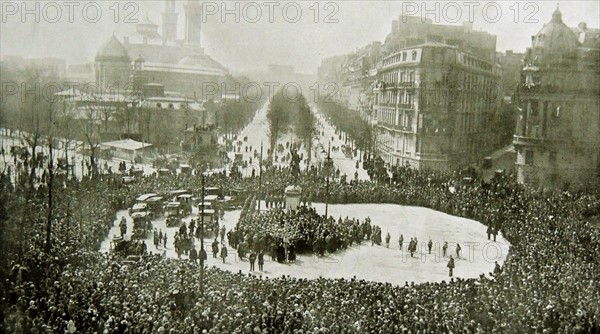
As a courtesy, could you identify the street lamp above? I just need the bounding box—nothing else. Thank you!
[324,141,332,218]
[200,172,207,293]
[258,141,263,211]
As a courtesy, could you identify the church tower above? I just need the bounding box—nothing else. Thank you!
[185,0,202,47]
[162,0,178,42]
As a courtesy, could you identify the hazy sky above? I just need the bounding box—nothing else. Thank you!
[1,1,599,74]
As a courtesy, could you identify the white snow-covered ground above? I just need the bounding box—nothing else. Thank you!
[100,202,509,285]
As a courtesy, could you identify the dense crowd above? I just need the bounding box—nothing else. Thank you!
[2,143,600,333]
[235,203,380,261]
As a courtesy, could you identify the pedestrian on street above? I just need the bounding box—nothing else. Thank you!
[190,247,198,264]
[428,239,433,254]
[443,241,448,257]
[258,250,265,271]
[220,243,228,263]
[447,256,455,277]
[212,239,219,258]
[385,233,391,248]
[249,251,257,271]
[200,248,207,267]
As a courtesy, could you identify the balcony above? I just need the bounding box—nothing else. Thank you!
[397,82,417,89]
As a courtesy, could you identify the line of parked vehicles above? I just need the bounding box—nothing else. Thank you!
[111,186,245,255]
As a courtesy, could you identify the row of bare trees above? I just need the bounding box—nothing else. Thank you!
[266,90,317,162]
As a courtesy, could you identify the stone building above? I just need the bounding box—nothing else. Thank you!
[514,8,600,188]
[94,0,228,99]
[371,16,501,170]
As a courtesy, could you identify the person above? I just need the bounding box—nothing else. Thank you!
[447,256,455,277]
[220,226,226,242]
[220,243,228,263]
[189,247,198,265]
[494,261,502,276]
[443,241,448,257]
[486,225,492,240]
[492,226,498,242]
[428,239,433,254]
[399,234,404,251]
[153,229,159,249]
[212,239,219,258]
[119,217,127,238]
[456,243,461,258]
[249,251,257,271]
[409,238,415,257]
[258,250,265,271]
[385,233,391,248]
[200,247,207,267]
[163,234,167,248]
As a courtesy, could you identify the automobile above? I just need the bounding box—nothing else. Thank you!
[204,187,222,198]
[129,203,148,216]
[203,195,219,206]
[110,236,146,257]
[146,196,164,217]
[131,212,151,239]
[166,189,189,201]
[197,209,217,238]
[158,168,171,176]
[176,194,193,216]
[219,196,236,210]
[136,193,159,202]
[166,202,183,217]
[121,176,136,184]
[166,202,183,227]
[130,168,144,177]
[180,164,192,175]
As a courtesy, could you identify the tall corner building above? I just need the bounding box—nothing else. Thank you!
[514,8,600,188]
[95,0,228,99]
[372,16,501,170]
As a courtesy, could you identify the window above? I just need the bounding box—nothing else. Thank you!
[402,52,407,61]
[412,51,418,60]
[530,101,539,116]
[525,150,534,165]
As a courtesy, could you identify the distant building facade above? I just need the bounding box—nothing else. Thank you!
[95,0,228,99]
[514,8,600,188]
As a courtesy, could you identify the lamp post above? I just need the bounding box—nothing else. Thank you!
[325,141,332,219]
[258,141,263,211]
[200,172,206,293]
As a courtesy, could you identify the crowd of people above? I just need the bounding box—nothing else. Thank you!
[235,203,380,262]
[2,141,600,333]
